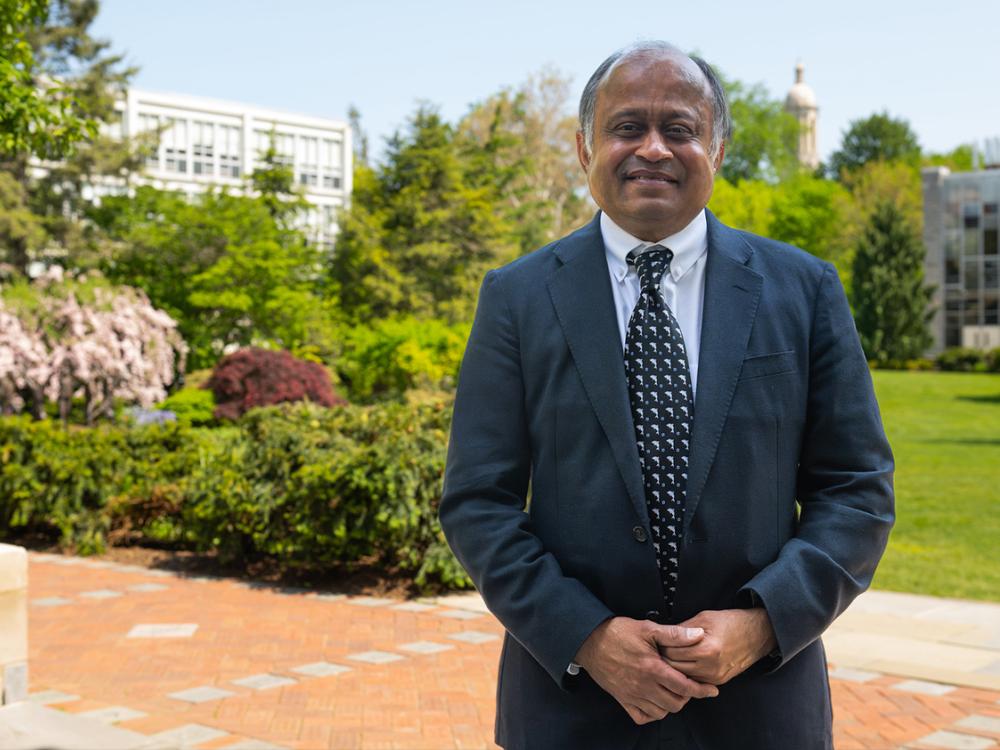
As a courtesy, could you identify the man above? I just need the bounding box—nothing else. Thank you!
[439,41,894,750]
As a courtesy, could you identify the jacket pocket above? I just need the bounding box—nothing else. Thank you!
[738,350,796,381]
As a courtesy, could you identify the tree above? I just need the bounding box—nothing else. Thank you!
[0,267,186,423]
[0,0,92,162]
[923,144,973,172]
[829,112,921,178]
[93,186,332,369]
[851,201,934,364]
[329,104,518,324]
[458,67,592,251]
[718,75,800,184]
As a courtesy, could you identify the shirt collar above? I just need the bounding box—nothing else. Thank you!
[601,209,708,284]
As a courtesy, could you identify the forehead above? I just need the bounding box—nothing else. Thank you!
[597,53,711,114]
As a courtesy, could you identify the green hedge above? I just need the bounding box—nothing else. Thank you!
[0,398,470,589]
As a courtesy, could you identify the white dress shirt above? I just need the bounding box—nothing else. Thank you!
[601,209,708,400]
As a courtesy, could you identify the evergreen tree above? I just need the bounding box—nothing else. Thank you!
[851,201,934,364]
[328,105,518,324]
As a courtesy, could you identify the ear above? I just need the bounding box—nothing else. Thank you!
[575,130,590,173]
[713,142,725,173]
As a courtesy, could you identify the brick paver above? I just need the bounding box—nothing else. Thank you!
[23,554,1000,749]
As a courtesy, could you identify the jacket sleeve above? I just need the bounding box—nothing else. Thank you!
[439,269,614,687]
[739,263,895,667]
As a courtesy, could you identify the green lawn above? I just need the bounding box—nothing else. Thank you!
[867,370,1000,601]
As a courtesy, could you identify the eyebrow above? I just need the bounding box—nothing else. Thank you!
[605,107,699,123]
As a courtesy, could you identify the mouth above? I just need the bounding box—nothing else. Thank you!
[625,171,678,185]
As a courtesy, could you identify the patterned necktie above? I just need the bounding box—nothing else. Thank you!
[624,245,694,613]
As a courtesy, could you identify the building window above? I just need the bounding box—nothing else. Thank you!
[218,125,241,178]
[965,260,980,294]
[985,259,999,290]
[138,114,161,169]
[985,298,999,325]
[321,138,343,191]
[192,121,214,176]
[163,118,188,174]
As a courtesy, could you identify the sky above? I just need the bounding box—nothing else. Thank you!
[90,0,1000,165]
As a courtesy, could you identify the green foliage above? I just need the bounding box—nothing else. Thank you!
[93,186,334,369]
[871,371,1000,601]
[0,0,93,161]
[328,105,518,324]
[157,387,216,427]
[851,202,934,364]
[987,348,1000,374]
[0,399,470,589]
[923,144,974,172]
[935,347,987,372]
[718,75,801,183]
[335,317,469,402]
[709,173,852,271]
[829,112,921,178]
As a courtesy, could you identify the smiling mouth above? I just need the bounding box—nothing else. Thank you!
[626,173,677,184]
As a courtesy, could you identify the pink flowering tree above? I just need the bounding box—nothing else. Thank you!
[0,268,187,424]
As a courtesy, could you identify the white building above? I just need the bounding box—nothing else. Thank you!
[110,89,352,249]
[784,63,819,170]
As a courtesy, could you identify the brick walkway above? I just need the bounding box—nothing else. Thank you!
[20,553,1000,749]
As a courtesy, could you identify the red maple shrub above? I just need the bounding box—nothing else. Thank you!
[205,348,343,420]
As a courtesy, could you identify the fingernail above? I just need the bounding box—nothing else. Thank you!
[685,627,703,638]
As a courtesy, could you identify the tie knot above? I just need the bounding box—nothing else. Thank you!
[628,245,674,292]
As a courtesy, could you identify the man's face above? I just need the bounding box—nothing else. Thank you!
[577,53,724,241]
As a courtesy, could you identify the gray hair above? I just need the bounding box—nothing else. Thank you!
[578,41,732,160]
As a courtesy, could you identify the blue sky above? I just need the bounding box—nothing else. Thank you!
[91,0,999,164]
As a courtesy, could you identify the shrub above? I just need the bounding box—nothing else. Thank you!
[335,317,468,402]
[936,347,986,372]
[0,397,470,590]
[157,387,216,427]
[985,347,1000,373]
[206,348,343,420]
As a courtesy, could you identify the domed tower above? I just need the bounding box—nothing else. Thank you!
[784,63,819,170]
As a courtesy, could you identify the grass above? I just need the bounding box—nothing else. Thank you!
[867,370,1000,601]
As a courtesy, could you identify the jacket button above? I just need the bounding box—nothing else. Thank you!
[645,610,660,621]
[632,525,647,542]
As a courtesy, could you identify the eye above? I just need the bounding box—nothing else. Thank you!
[613,122,643,136]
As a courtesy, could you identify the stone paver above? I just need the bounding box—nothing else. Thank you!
[912,730,997,749]
[77,705,148,724]
[346,650,406,665]
[290,662,351,678]
[897,679,960,696]
[79,588,124,599]
[398,640,455,655]
[167,686,237,703]
[127,623,199,638]
[18,552,1000,750]
[231,674,298,691]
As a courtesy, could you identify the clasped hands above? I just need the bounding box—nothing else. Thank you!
[573,609,777,726]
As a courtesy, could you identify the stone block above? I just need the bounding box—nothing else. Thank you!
[0,544,27,705]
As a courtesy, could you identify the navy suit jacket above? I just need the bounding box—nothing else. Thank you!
[440,211,895,749]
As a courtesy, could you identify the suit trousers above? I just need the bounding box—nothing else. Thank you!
[632,715,700,750]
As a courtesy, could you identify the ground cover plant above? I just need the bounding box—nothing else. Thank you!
[870,370,1000,601]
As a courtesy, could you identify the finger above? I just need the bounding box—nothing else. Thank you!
[650,624,705,649]
[659,644,704,661]
[662,658,712,683]
[656,663,719,699]
[624,703,658,725]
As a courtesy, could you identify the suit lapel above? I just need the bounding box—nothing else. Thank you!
[684,212,763,534]
[546,215,648,522]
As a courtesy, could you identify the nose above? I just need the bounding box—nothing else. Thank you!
[635,130,672,162]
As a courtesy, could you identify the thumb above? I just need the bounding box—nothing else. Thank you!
[651,623,704,648]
